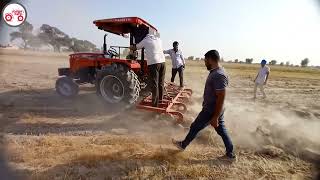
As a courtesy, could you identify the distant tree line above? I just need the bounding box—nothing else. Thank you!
[184,55,311,67]
[227,58,310,67]
[9,21,99,52]
[184,56,311,67]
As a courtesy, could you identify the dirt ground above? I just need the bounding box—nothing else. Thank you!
[0,49,319,179]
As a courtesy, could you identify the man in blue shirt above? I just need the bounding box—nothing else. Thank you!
[163,41,185,87]
[172,50,235,160]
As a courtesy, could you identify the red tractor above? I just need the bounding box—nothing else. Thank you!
[56,17,192,123]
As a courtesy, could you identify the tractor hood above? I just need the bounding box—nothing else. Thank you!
[69,52,103,57]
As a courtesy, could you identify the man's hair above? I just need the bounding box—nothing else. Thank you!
[205,50,220,62]
[133,26,149,44]
[173,41,179,46]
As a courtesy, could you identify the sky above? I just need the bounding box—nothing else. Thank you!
[1,0,320,65]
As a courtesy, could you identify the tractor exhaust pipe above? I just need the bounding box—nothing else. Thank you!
[103,34,108,54]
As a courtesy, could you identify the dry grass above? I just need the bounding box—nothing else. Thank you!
[5,135,313,180]
[0,50,319,179]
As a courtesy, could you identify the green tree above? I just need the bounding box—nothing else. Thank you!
[187,56,194,60]
[301,58,309,67]
[69,38,98,52]
[10,21,34,50]
[38,24,72,52]
[29,36,43,50]
[245,58,253,64]
[269,60,277,65]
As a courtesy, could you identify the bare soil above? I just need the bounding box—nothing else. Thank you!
[0,49,319,179]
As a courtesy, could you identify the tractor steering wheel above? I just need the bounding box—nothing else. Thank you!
[107,47,119,58]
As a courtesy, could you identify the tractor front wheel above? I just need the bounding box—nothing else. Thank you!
[55,76,79,98]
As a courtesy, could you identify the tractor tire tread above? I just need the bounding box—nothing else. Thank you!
[97,63,140,104]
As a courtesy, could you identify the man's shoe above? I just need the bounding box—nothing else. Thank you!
[227,152,236,159]
[219,152,237,161]
[171,139,185,151]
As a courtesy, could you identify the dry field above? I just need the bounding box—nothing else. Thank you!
[0,49,319,179]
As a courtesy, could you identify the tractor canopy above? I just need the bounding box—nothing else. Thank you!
[93,17,158,36]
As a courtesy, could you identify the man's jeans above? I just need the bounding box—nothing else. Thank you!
[254,83,266,98]
[171,66,184,87]
[148,62,166,107]
[181,110,234,155]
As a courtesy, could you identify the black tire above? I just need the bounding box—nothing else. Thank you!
[55,76,79,98]
[97,63,140,104]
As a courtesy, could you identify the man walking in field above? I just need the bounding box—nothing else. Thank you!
[253,59,270,99]
[172,50,236,160]
[163,41,185,87]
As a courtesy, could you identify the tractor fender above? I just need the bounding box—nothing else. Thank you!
[97,62,139,78]
[128,62,141,69]
[106,59,141,70]
[58,68,71,76]
[97,63,117,79]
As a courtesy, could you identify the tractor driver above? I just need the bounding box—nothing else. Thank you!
[126,49,138,60]
[130,31,166,107]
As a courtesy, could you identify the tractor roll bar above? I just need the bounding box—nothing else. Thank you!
[103,34,108,54]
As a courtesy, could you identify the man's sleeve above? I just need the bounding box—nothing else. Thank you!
[163,50,170,54]
[213,74,228,91]
[180,51,186,65]
[136,38,145,50]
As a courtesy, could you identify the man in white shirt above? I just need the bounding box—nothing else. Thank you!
[163,41,185,87]
[131,33,166,107]
[254,59,270,99]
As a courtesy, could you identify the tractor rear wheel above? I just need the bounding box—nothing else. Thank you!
[55,76,79,98]
[97,63,140,104]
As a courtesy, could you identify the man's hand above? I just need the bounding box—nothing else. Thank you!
[210,116,219,128]
[129,45,137,51]
[211,89,226,128]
